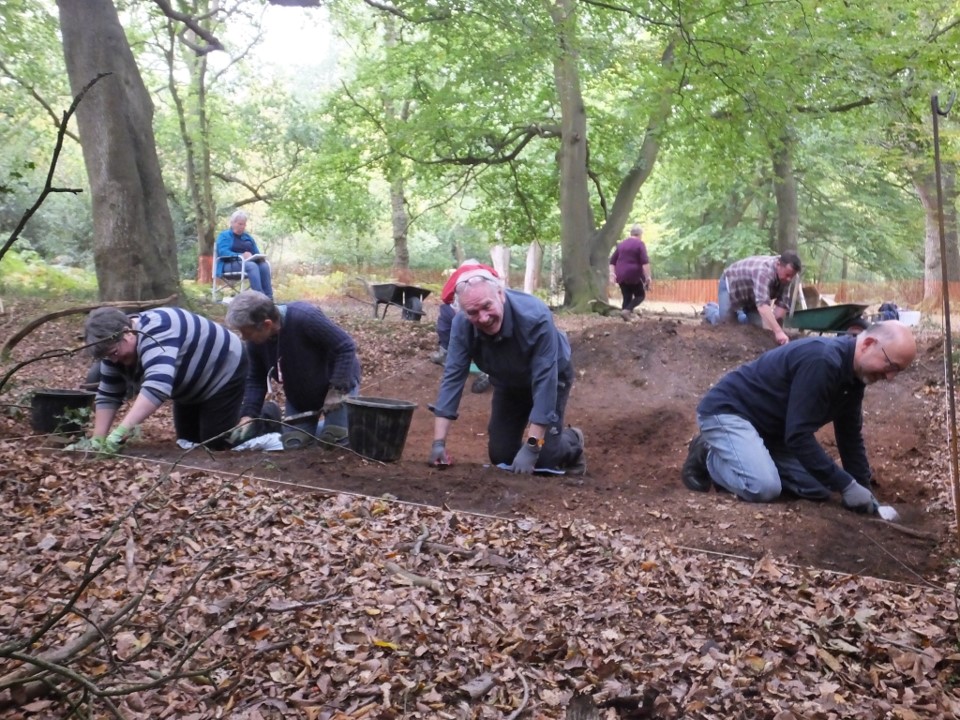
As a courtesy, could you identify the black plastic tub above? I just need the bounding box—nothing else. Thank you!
[344,396,417,462]
[30,389,95,436]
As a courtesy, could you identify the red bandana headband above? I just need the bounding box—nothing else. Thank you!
[440,264,500,305]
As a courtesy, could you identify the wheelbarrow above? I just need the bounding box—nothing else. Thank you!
[784,303,869,334]
[361,281,431,321]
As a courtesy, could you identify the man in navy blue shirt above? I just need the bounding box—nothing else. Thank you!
[428,268,585,474]
[225,290,361,447]
[682,321,916,513]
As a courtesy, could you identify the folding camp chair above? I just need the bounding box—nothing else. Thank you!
[212,254,248,301]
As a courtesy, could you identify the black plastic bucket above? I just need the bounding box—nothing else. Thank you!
[31,389,95,435]
[344,396,417,462]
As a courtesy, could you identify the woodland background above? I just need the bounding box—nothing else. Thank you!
[2,0,960,309]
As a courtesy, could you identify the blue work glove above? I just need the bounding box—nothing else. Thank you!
[428,439,449,467]
[508,440,541,474]
[841,480,879,514]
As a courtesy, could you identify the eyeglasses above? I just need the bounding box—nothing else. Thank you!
[880,345,903,373]
[455,274,497,295]
[100,332,127,362]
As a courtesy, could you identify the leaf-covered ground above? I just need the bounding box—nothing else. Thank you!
[1,297,959,718]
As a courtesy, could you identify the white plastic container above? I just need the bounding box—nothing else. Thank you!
[898,310,921,327]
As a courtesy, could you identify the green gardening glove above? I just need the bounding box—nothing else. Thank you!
[66,437,97,452]
[98,425,131,457]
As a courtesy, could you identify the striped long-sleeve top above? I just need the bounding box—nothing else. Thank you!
[95,308,242,409]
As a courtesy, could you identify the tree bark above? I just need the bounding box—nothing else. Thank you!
[490,244,510,286]
[548,6,674,309]
[524,242,542,294]
[547,1,593,309]
[914,165,960,302]
[772,128,799,254]
[389,178,410,271]
[57,0,179,301]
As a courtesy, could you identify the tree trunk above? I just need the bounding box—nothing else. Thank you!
[914,165,960,302]
[382,19,410,272]
[490,244,510,286]
[587,41,675,298]
[548,0,594,309]
[163,12,216,279]
[772,128,798,254]
[57,0,179,301]
[524,242,542,294]
[547,6,675,309]
[389,178,410,271]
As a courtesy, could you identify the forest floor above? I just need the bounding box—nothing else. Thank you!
[3,295,954,584]
[3,294,960,718]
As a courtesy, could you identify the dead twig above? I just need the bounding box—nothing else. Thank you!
[384,561,443,594]
[263,597,340,613]
[0,73,108,265]
[412,524,429,555]
[866,518,938,541]
[1,294,178,358]
[505,670,530,720]
[395,540,514,569]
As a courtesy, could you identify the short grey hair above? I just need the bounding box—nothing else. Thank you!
[225,290,278,330]
[452,269,504,310]
[85,307,132,358]
[229,209,248,224]
[630,224,643,237]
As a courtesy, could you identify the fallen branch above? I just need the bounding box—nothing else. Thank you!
[384,561,443,594]
[2,294,178,358]
[411,524,429,555]
[867,519,938,541]
[505,670,529,720]
[395,540,514,569]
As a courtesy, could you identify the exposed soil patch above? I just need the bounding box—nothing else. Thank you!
[2,299,953,584]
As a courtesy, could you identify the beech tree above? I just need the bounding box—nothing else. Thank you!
[56,0,179,301]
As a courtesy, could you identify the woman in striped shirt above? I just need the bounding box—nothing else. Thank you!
[82,306,246,452]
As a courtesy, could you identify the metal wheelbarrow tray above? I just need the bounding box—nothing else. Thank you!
[367,282,431,321]
[784,303,869,333]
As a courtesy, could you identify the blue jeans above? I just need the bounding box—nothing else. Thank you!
[285,384,359,433]
[716,277,754,326]
[697,412,832,502]
[244,260,273,298]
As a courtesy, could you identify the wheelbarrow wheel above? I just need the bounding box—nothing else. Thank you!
[402,296,423,322]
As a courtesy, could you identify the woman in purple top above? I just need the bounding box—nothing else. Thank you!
[608,224,653,321]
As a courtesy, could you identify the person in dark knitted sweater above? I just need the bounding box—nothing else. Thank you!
[681,321,916,514]
[225,290,361,446]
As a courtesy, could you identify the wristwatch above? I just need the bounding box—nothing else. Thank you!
[526,436,545,450]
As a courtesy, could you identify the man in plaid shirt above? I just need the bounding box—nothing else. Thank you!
[719,252,801,345]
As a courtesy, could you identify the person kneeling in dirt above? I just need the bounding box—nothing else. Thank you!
[708,252,802,346]
[225,290,361,448]
[427,266,585,475]
[681,321,916,513]
[78,306,246,454]
[431,276,491,393]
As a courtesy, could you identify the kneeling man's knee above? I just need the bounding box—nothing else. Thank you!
[740,472,781,503]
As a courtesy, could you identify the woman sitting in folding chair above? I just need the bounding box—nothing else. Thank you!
[215,210,273,298]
